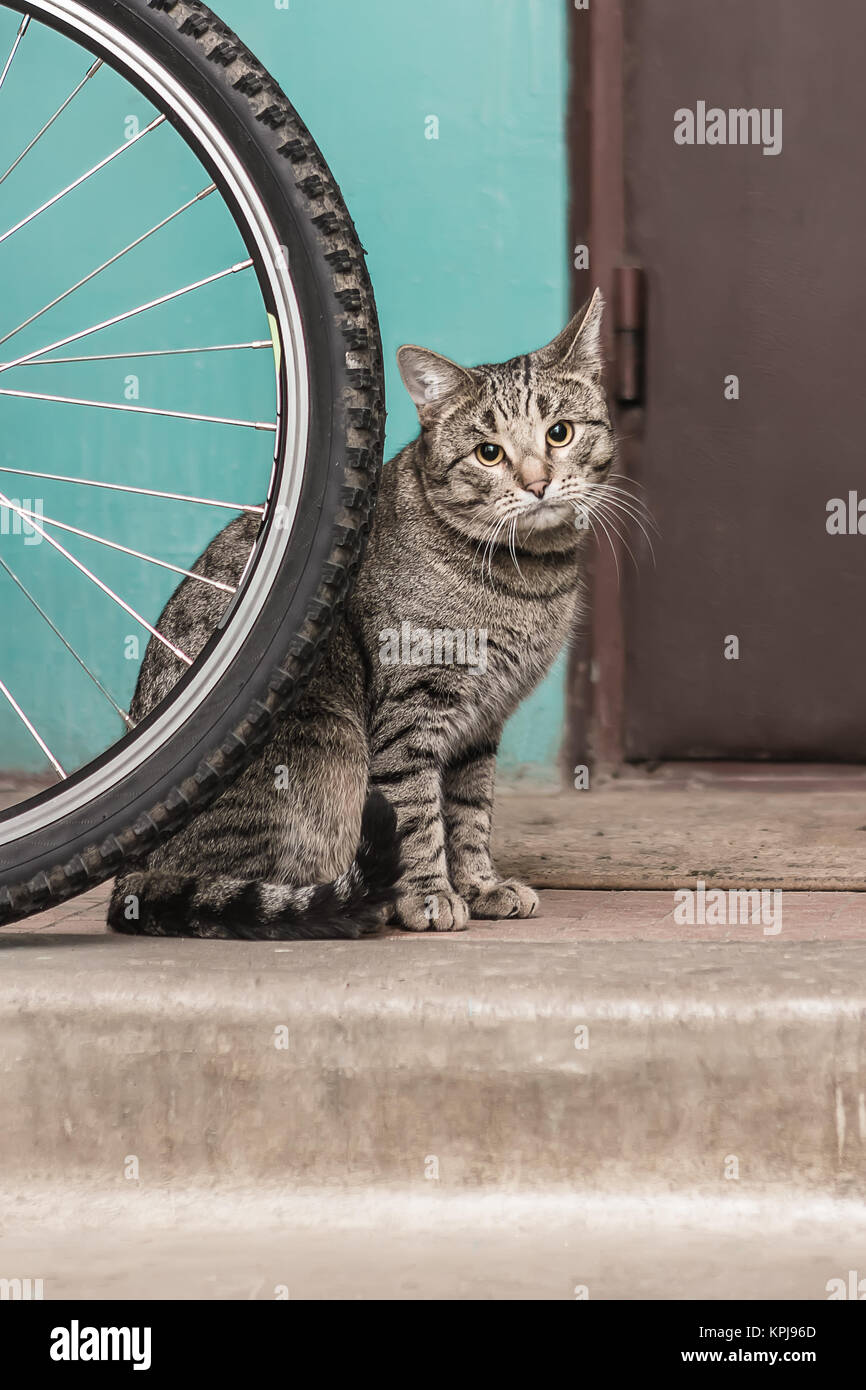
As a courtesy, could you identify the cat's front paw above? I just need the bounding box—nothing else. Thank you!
[466,879,539,920]
[395,889,469,933]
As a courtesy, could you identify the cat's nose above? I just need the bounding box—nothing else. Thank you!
[525,479,549,498]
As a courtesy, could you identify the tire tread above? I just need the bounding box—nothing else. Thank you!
[0,0,386,925]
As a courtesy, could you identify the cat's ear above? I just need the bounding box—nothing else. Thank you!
[397,345,472,424]
[534,288,604,379]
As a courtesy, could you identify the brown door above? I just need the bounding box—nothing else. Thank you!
[596,0,866,761]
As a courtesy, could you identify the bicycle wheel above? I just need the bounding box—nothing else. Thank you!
[0,0,384,924]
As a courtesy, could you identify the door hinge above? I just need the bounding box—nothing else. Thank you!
[613,265,645,407]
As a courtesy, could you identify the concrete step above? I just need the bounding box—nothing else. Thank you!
[3,1188,866,1300]
[2,932,865,1188]
[14,880,866,941]
[3,923,866,1297]
[491,775,866,891]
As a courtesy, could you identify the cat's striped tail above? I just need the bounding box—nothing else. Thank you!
[107,792,400,940]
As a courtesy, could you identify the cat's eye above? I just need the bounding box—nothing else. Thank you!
[546,421,574,447]
[475,442,505,466]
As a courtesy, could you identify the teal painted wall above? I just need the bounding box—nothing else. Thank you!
[0,0,569,781]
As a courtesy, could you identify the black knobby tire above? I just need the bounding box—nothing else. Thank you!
[0,0,385,924]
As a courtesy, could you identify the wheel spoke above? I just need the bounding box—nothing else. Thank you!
[0,489,192,666]
[0,384,277,431]
[0,465,264,513]
[0,186,215,351]
[0,113,166,247]
[0,6,302,809]
[0,259,254,373]
[0,555,133,729]
[0,58,102,188]
[0,13,30,94]
[16,506,237,592]
[11,341,272,365]
[0,676,66,779]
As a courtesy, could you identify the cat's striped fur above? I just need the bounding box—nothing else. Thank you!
[108,292,614,938]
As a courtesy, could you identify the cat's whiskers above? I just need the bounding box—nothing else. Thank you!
[602,474,657,535]
[608,467,649,492]
[587,489,657,566]
[566,499,621,586]
[472,516,497,569]
[472,509,505,566]
[596,481,657,533]
[584,505,622,586]
[476,512,511,589]
[475,520,497,587]
[508,515,524,578]
[600,480,653,514]
[554,472,655,571]
[475,499,538,585]
[586,498,640,572]
[485,517,509,584]
[557,480,630,580]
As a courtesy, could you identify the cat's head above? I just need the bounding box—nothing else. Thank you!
[397,291,613,549]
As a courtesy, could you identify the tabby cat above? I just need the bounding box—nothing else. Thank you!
[108,291,614,938]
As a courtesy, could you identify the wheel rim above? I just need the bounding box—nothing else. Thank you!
[0,0,311,848]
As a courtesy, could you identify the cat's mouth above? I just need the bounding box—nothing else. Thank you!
[516,498,574,533]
